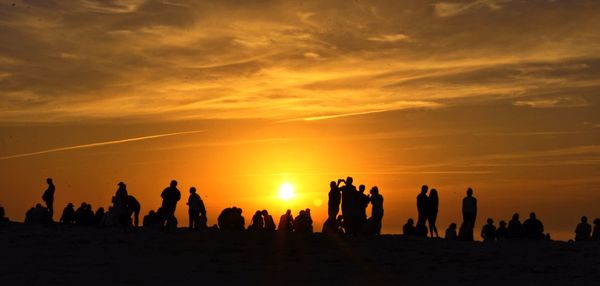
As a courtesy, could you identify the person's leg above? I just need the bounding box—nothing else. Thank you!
[134,210,139,228]
[193,211,200,231]
[188,210,194,230]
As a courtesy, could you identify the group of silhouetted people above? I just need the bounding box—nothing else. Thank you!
[7,177,600,243]
[323,177,384,236]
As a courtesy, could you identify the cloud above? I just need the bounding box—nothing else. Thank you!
[433,0,511,17]
[367,34,410,43]
[513,96,590,108]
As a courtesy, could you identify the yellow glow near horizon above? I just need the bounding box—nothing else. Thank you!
[278,182,296,200]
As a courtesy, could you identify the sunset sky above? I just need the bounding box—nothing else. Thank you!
[0,0,599,239]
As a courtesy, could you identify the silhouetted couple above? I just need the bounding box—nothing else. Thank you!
[218,207,245,231]
[574,216,600,241]
[415,185,439,238]
[248,210,275,232]
[187,187,206,231]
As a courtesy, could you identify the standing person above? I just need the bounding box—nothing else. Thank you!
[358,185,370,230]
[42,178,55,221]
[575,216,592,242]
[369,186,384,235]
[262,210,276,232]
[160,180,181,230]
[416,185,428,227]
[186,187,202,231]
[427,189,439,238]
[340,177,358,235]
[114,182,129,225]
[328,180,342,221]
[462,188,477,229]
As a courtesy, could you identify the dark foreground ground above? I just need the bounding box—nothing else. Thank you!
[1,223,599,286]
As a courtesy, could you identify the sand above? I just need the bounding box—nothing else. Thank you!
[1,222,599,285]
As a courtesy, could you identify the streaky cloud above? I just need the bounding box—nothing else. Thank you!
[0,130,205,160]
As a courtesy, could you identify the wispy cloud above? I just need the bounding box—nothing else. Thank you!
[433,0,511,17]
[367,34,410,43]
[0,130,205,160]
[512,96,590,108]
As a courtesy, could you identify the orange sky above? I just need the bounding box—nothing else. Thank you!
[0,0,599,240]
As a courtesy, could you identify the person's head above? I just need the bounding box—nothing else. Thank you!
[255,210,261,216]
[581,216,588,223]
[512,213,520,220]
[487,218,494,225]
[261,210,268,216]
[359,185,366,193]
[530,212,536,219]
[35,203,42,208]
[346,177,354,184]
[46,178,53,184]
[370,186,379,195]
[594,218,600,225]
[421,185,428,194]
[170,180,178,187]
[149,210,155,215]
[500,220,507,227]
[67,203,73,208]
[466,188,473,196]
[0,206,5,217]
[117,182,126,188]
[449,223,457,229]
[407,218,414,225]
[299,210,305,216]
[430,189,438,197]
[286,209,292,215]
[305,208,311,214]
[330,181,337,189]
[80,202,87,208]
[189,187,196,194]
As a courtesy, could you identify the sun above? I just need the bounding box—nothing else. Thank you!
[278,182,296,200]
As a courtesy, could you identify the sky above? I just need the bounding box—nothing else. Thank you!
[0,0,599,240]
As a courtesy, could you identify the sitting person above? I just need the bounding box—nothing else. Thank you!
[262,210,276,232]
[403,218,416,236]
[248,210,265,231]
[508,213,524,239]
[523,212,544,240]
[445,223,457,240]
[575,216,592,241]
[496,220,508,240]
[481,218,497,242]
[60,203,76,225]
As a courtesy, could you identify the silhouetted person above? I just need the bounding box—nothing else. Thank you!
[481,218,497,241]
[403,218,416,236]
[28,203,51,224]
[187,187,204,231]
[114,182,129,225]
[508,213,524,239]
[294,210,312,233]
[248,210,265,231]
[358,185,370,229]
[42,178,55,220]
[416,185,429,227]
[217,207,244,230]
[340,177,360,235]
[427,189,439,238]
[160,180,181,230]
[523,212,544,240]
[497,220,508,239]
[60,203,76,225]
[0,206,9,222]
[262,210,276,232]
[143,210,160,228]
[369,186,384,235]
[462,188,477,229]
[592,218,600,241]
[445,223,457,240]
[575,216,592,242]
[94,207,105,226]
[322,216,344,235]
[328,180,342,221]
[277,209,294,233]
[305,208,314,233]
[458,222,473,241]
[125,195,141,227]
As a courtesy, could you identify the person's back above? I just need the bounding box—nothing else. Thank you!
[371,193,384,217]
[278,210,294,232]
[445,223,457,240]
[263,210,275,232]
[249,211,264,231]
[508,214,524,238]
[403,218,415,236]
[523,213,544,240]
[60,204,76,224]
[497,221,508,239]
[481,219,497,241]
[575,216,592,241]
[328,181,341,220]
[462,188,477,230]
[416,185,428,226]
[42,178,55,220]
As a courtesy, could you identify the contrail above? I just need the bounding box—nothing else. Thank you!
[0,130,205,160]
